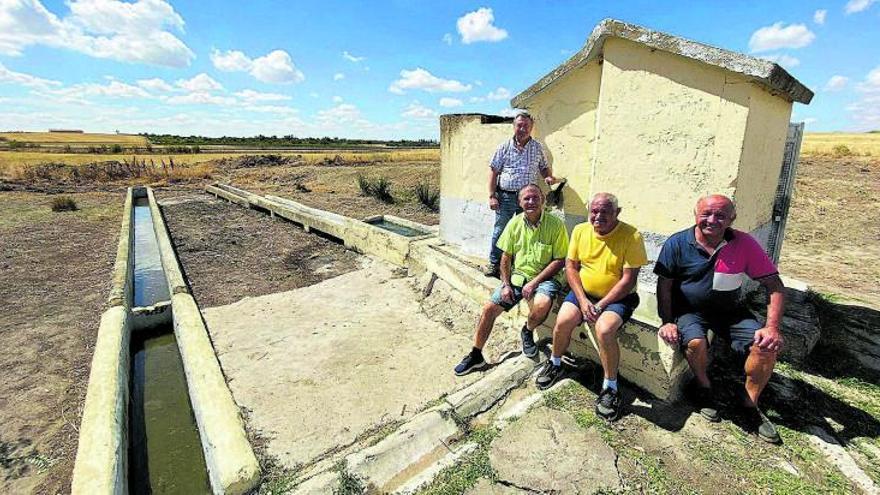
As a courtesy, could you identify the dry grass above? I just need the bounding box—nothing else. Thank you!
[802,133,880,157]
[0,131,148,145]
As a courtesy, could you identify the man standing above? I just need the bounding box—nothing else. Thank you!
[655,195,785,443]
[486,112,556,277]
[535,193,648,421]
[455,184,568,375]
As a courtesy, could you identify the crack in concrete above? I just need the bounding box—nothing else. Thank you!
[496,478,554,494]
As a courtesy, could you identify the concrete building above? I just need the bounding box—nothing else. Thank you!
[439,19,813,398]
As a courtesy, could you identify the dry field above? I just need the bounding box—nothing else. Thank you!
[0,132,148,146]
[801,132,880,156]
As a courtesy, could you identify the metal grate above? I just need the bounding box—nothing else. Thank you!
[766,122,805,264]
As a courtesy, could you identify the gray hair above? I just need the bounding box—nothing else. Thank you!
[590,192,619,210]
[513,112,534,123]
[518,183,544,200]
[695,194,736,215]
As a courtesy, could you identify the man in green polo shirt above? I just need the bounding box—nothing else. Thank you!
[455,184,569,375]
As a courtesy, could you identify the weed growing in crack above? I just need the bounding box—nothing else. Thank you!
[333,460,366,495]
[415,425,499,495]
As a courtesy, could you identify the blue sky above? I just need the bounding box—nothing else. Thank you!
[1,0,878,139]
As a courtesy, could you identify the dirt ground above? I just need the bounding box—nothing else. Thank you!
[0,191,121,494]
[780,155,880,307]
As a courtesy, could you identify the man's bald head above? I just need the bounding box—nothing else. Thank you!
[695,195,736,217]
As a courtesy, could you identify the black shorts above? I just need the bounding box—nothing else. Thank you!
[676,310,763,355]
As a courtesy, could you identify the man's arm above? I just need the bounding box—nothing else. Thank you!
[754,274,785,352]
[539,164,556,185]
[521,259,564,300]
[595,267,639,310]
[489,168,500,210]
[564,258,601,323]
[499,251,515,303]
[656,276,679,345]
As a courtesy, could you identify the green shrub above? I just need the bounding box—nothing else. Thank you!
[355,175,394,203]
[414,182,440,211]
[832,144,852,156]
[356,174,372,196]
[50,196,78,212]
[110,144,123,153]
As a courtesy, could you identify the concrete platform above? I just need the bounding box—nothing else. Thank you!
[201,259,482,469]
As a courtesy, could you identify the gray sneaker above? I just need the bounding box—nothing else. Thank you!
[521,325,537,358]
[596,387,622,421]
[694,386,720,422]
[483,263,499,278]
[745,406,781,444]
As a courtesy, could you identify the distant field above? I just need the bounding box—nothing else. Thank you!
[801,132,880,156]
[0,149,440,178]
[0,132,148,146]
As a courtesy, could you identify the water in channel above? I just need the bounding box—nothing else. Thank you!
[366,218,427,237]
[130,196,210,494]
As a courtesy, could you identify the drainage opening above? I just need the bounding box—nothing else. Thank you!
[365,218,427,237]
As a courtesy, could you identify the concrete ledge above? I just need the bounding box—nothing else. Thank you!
[131,300,172,331]
[71,306,131,495]
[346,408,460,492]
[147,189,188,296]
[172,292,261,495]
[445,355,535,418]
[107,187,134,307]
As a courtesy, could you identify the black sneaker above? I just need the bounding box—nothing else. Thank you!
[535,361,563,390]
[596,387,622,421]
[454,352,488,376]
[694,386,720,422]
[521,326,538,358]
[744,406,781,444]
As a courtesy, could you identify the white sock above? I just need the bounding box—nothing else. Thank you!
[603,378,618,391]
[550,356,562,367]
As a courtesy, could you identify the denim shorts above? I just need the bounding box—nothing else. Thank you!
[562,290,640,324]
[490,279,561,312]
[676,310,763,355]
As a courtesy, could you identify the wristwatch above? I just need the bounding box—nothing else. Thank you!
[594,303,605,314]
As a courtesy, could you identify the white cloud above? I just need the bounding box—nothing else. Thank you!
[333,73,345,81]
[497,108,519,117]
[238,104,298,115]
[389,68,471,94]
[43,80,152,104]
[165,92,235,106]
[234,89,291,102]
[332,95,343,103]
[175,73,223,92]
[0,0,194,67]
[402,102,437,119]
[857,66,880,92]
[250,50,304,84]
[210,48,304,84]
[211,49,252,72]
[317,103,362,124]
[845,0,876,13]
[442,33,452,45]
[759,53,800,68]
[813,9,827,24]
[487,86,511,100]
[439,97,462,107]
[456,7,508,44]
[137,78,173,92]
[824,75,849,91]
[0,62,61,88]
[342,50,365,62]
[469,96,485,103]
[846,94,880,130]
[748,22,815,52]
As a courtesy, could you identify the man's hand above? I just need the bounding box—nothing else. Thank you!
[754,327,784,353]
[658,323,679,346]
[522,280,537,300]
[544,176,556,186]
[489,195,499,211]
[582,301,601,324]
[501,285,514,304]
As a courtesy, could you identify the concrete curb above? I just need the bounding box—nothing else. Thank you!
[147,188,188,296]
[806,425,879,494]
[445,355,536,418]
[172,292,261,495]
[107,187,133,307]
[71,306,131,495]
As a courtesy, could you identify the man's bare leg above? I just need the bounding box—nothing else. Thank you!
[551,302,582,359]
[744,347,777,407]
[473,302,505,350]
[686,338,712,388]
[526,294,553,330]
[594,312,624,380]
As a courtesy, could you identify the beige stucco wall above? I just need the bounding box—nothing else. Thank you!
[735,85,793,233]
[527,60,602,221]
[591,37,753,233]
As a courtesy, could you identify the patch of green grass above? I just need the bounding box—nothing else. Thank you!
[543,381,615,443]
[416,426,499,495]
[258,470,300,495]
[333,460,366,495]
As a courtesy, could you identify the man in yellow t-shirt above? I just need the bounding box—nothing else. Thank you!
[536,192,648,421]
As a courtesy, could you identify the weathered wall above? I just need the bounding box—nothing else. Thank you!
[439,115,513,258]
[590,37,752,234]
[735,85,793,234]
[527,60,602,225]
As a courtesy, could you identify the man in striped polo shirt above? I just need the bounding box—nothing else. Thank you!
[655,195,786,443]
[485,112,557,277]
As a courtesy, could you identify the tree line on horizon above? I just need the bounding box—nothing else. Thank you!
[140,133,439,148]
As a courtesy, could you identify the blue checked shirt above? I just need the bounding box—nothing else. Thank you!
[490,137,548,191]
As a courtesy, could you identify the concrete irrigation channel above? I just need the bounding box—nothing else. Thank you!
[70,186,259,494]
